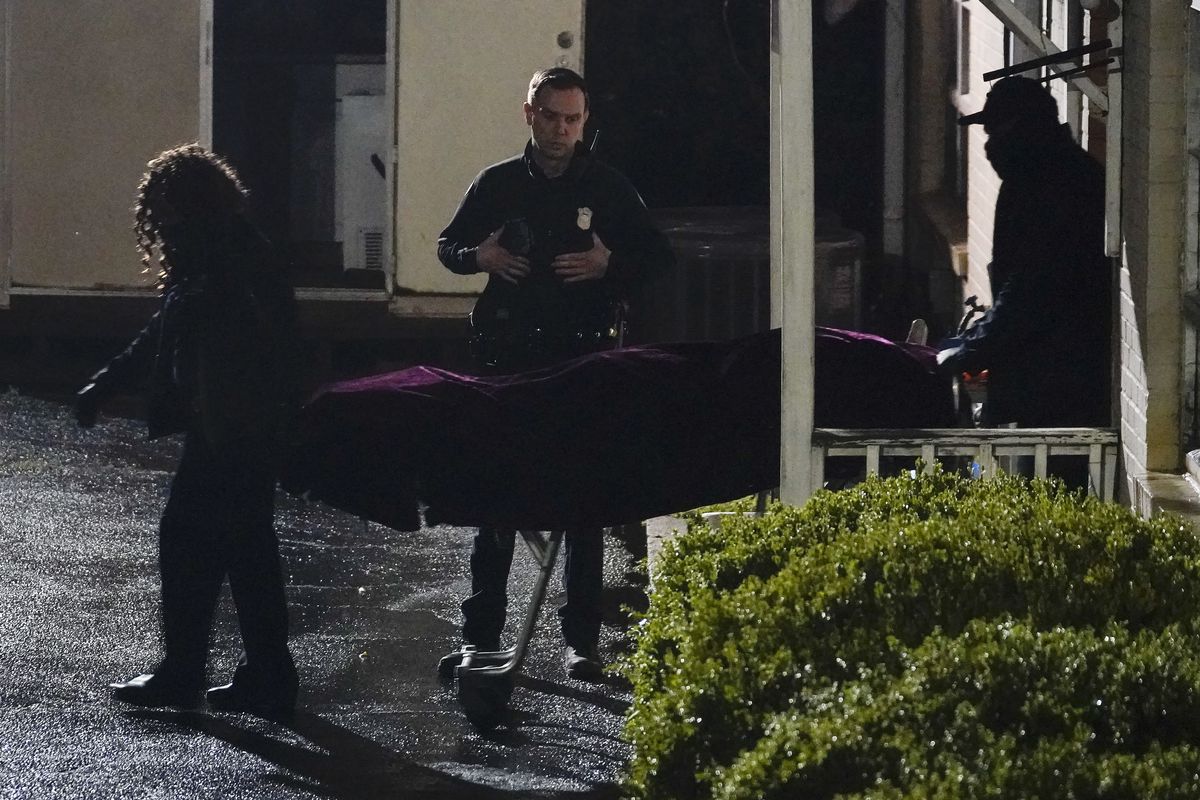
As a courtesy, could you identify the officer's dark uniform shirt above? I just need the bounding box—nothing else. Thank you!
[437,141,673,353]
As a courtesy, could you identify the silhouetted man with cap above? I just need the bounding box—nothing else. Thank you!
[937,76,1111,435]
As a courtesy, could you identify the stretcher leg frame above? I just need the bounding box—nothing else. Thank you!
[439,530,564,726]
[458,529,562,679]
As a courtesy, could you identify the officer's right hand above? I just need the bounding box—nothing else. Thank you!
[475,227,531,284]
[74,383,100,429]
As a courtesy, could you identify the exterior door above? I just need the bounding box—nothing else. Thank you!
[393,0,585,294]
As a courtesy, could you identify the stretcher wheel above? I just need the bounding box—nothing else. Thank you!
[442,530,565,728]
[437,650,464,685]
[457,670,513,730]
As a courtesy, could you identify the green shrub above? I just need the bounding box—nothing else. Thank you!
[621,469,1200,799]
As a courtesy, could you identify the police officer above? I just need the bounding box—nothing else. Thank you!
[438,67,673,680]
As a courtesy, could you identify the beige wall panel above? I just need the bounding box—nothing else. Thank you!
[394,0,583,294]
[10,1,202,289]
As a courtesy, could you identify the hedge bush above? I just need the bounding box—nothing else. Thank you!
[621,469,1200,799]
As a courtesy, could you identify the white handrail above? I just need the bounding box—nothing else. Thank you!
[811,427,1120,500]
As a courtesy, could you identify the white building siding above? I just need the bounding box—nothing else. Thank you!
[963,7,1008,307]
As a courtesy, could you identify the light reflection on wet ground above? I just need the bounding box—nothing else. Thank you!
[0,389,646,798]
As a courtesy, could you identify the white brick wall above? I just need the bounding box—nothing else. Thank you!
[1120,256,1149,479]
[1119,0,1188,497]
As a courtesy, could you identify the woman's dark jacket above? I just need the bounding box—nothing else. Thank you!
[84,217,299,460]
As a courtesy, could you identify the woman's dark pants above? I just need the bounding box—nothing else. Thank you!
[155,431,295,688]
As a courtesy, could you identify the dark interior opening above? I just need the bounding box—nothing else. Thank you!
[213,0,389,291]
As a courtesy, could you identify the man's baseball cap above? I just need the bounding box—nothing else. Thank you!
[957,76,1059,128]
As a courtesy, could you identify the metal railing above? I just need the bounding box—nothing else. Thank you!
[811,427,1120,500]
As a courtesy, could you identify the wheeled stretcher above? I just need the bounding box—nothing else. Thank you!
[281,327,953,726]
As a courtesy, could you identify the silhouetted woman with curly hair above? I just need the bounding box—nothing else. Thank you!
[76,144,300,717]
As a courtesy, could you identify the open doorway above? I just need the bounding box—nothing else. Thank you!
[212,0,389,291]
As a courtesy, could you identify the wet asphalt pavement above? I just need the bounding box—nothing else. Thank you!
[0,389,647,799]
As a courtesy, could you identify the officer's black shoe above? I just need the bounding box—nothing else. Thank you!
[563,645,605,682]
[110,672,202,709]
[206,669,298,719]
[206,681,297,719]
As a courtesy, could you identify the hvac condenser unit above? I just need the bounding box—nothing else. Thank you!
[334,92,387,271]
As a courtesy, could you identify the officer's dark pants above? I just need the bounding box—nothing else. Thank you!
[460,340,611,652]
[462,527,603,652]
[156,431,295,687]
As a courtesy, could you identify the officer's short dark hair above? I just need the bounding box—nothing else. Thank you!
[528,67,589,111]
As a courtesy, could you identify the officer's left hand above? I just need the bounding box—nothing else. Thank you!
[553,233,611,283]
